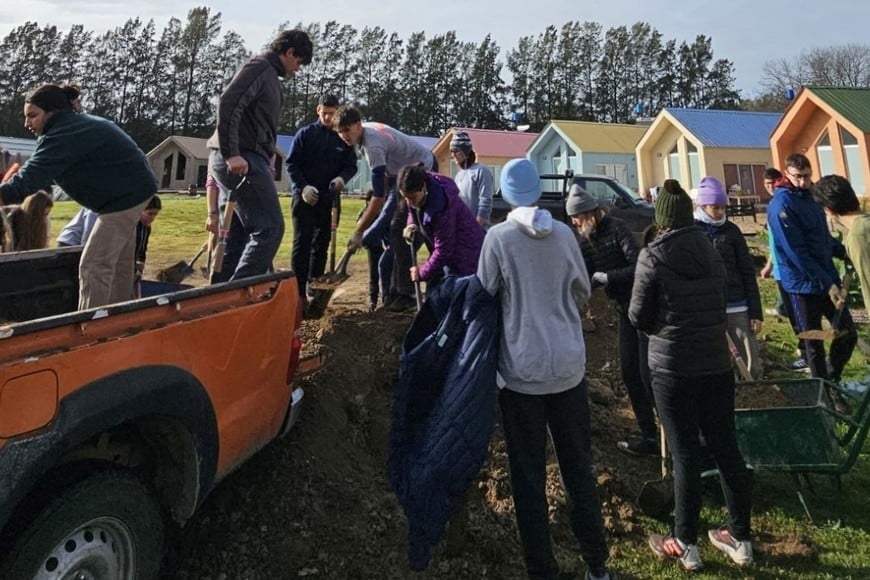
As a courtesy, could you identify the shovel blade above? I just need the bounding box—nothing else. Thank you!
[637,478,675,520]
[156,261,191,284]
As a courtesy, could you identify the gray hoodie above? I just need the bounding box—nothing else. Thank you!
[477,207,591,394]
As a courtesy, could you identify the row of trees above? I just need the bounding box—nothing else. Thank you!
[3,8,865,152]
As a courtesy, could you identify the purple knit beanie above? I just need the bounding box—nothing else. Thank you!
[696,176,727,206]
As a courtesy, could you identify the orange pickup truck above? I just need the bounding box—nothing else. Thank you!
[0,247,313,578]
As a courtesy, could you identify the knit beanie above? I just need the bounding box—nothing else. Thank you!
[500,158,541,207]
[655,179,694,229]
[449,130,473,156]
[696,176,727,206]
[565,184,599,216]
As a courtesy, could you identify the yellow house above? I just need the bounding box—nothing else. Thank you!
[771,86,870,197]
[636,109,781,201]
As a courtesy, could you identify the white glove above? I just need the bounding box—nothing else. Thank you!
[329,177,345,193]
[302,185,319,205]
[403,224,418,243]
[592,272,608,286]
[347,231,363,253]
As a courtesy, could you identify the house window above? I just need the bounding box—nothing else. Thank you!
[667,143,681,182]
[175,152,187,181]
[723,163,766,196]
[687,141,700,189]
[594,164,628,183]
[840,125,865,196]
[552,145,563,174]
[816,131,835,176]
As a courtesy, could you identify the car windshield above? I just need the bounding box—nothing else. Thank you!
[573,177,644,206]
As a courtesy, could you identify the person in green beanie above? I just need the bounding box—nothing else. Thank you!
[630,179,753,571]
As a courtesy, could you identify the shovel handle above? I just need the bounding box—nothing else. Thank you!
[407,240,422,312]
[726,332,753,382]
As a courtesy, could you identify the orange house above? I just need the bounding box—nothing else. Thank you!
[771,86,870,197]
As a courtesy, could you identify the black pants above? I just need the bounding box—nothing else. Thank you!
[291,193,339,295]
[651,371,752,544]
[499,382,609,579]
[617,310,657,439]
[389,197,415,298]
[788,291,857,381]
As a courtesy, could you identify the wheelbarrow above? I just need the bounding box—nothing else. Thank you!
[707,377,870,525]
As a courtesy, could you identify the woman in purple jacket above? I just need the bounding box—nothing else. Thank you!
[397,164,484,286]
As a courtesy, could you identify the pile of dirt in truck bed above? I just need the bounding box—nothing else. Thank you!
[165,258,801,579]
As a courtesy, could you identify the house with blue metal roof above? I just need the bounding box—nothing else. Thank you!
[771,86,870,197]
[636,108,781,201]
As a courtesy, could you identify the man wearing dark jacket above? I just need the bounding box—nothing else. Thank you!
[631,180,753,572]
[206,29,312,280]
[767,153,856,386]
[286,94,357,300]
[566,185,657,457]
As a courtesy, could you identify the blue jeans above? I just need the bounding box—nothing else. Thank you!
[209,150,284,280]
[651,371,752,544]
[499,382,609,579]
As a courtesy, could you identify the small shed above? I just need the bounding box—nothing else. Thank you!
[527,121,646,189]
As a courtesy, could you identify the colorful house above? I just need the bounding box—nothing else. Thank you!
[526,121,647,189]
[432,128,538,186]
[636,109,781,201]
[147,136,289,192]
[771,86,870,197]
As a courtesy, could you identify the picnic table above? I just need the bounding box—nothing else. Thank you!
[726,194,760,222]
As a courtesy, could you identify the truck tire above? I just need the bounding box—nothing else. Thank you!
[1,469,164,580]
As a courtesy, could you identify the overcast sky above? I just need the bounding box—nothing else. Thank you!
[3,1,868,96]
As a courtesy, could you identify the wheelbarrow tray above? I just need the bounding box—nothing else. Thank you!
[734,378,840,472]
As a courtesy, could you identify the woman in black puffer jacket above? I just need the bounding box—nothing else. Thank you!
[629,180,753,572]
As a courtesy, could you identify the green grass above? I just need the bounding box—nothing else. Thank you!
[47,200,870,578]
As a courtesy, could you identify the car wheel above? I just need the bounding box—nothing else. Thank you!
[1,469,164,580]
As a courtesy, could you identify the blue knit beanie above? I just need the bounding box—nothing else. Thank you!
[500,158,541,207]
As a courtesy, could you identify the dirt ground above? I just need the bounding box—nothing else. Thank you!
[165,240,805,579]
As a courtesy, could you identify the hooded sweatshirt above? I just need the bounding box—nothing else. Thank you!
[477,207,591,394]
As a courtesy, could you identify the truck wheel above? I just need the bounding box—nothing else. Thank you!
[2,469,164,580]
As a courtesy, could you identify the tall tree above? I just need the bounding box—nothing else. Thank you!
[0,22,60,136]
[761,43,870,95]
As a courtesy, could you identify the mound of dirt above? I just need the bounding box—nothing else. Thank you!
[166,259,806,578]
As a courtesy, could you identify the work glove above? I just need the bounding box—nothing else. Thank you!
[302,185,319,206]
[329,177,345,193]
[592,272,608,287]
[347,231,363,253]
[403,224,418,243]
[828,283,846,309]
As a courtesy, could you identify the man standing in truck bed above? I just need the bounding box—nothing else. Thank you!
[207,29,313,280]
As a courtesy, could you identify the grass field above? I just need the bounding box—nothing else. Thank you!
[48,197,870,579]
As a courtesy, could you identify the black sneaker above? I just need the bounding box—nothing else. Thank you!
[616,437,658,456]
[384,294,417,313]
[787,358,810,373]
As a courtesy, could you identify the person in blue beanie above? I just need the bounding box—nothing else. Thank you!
[477,158,613,580]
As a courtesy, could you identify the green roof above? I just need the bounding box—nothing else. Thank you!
[807,86,870,132]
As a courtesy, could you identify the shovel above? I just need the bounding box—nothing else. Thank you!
[408,238,422,312]
[210,176,246,283]
[637,423,674,519]
[796,272,853,341]
[726,332,754,382]
[156,243,207,284]
[305,248,353,318]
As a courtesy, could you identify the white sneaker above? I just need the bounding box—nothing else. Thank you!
[648,533,703,571]
[708,527,753,565]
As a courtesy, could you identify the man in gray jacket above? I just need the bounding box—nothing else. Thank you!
[477,158,612,580]
[207,29,312,280]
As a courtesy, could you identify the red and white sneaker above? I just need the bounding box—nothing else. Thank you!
[648,533,703,571]
[708,526,753,565]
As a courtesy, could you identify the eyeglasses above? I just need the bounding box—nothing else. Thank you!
[787,171,812,180]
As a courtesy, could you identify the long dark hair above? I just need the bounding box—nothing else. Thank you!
[397,163,428,195]
[26,83,83,113]
[8,190,53,251]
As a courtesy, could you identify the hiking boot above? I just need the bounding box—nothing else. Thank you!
[649,534,703,571]
[787,358,810,373]
[617,436,658,457]
[707,527,753,566]
[384,294,417,313]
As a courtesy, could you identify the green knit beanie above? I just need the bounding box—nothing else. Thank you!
[655,179,694,229]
